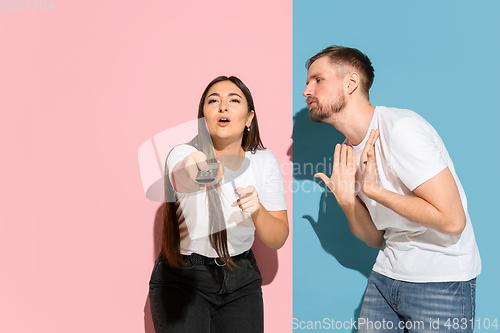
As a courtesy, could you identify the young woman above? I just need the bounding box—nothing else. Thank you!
[149,76,289,333]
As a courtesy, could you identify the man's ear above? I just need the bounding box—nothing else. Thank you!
[346,72,360,95]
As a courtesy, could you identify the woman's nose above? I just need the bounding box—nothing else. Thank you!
[219,99,228,112]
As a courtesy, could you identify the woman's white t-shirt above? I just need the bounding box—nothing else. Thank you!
[347,106,481,282]
[166,145,287,257]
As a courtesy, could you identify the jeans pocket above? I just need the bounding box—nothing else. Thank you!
[149,254,163,283]
[150,255,199,285]
[179,259,196,270]
[243,257,261,276]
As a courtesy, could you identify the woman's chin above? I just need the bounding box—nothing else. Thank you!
[210,133,244,146]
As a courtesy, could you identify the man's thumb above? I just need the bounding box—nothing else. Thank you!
[314,173,329,184]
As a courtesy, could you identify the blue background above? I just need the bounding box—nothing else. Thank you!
[293,0,500,331]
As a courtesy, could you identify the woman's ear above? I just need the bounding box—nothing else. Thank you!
[246,111,255,128]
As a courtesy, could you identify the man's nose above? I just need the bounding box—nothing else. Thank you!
[303,84,312,97]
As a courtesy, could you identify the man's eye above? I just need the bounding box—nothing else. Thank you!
[316,78,322,83]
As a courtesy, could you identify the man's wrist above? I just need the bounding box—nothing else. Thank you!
[339,199,356,215]
[362,184,382,200]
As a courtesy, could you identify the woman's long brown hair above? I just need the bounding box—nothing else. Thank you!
[162,76,265,269]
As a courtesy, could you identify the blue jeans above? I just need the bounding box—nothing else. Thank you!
[149,250,263,333]
[359,271,476,333]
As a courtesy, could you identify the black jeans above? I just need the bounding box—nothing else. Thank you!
[149,250,263,333]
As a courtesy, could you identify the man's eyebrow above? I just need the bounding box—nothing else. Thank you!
[306,73,320,85]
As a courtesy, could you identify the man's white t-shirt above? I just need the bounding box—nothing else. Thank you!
[166,145,287,258]
[347,106,481,282]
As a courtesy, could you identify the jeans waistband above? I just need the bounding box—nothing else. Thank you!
[182,250,250,267]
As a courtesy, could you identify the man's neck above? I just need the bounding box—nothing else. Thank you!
[324,99,375,146]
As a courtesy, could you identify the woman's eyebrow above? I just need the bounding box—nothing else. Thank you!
[207,92,242,98]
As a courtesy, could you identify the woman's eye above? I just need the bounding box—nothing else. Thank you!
[230,99,240,103]
[207,99,217,104]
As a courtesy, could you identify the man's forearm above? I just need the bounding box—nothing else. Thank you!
[366,185,465,235]
[342,197,384,248]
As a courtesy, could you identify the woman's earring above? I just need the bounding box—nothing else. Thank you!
[247,126,251,132]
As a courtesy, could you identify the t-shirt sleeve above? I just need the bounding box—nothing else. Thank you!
[389,118,447,191]
[166,144,198,182]
[258,150,287,211]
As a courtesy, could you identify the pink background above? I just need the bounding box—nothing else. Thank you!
[0,1,292,332]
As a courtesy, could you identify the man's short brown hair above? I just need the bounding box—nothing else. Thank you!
[306,46,375,97]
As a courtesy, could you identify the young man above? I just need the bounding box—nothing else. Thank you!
[303,46,481,332]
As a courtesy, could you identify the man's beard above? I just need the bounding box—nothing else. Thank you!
[307,90,346,123]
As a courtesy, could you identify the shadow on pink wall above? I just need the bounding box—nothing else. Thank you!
[143,204,280,331]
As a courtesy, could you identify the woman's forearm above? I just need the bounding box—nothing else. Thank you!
[251,207,289,249]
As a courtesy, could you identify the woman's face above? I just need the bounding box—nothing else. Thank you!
[203,80,254,147]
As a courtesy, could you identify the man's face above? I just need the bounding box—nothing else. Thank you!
[303,56,346,122]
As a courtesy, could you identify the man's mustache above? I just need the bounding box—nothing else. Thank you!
[306,97,319,104]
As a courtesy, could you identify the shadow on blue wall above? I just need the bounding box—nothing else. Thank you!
[293,107,379,332]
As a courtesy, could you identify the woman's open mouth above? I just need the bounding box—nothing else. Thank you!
[218,116,231,126]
